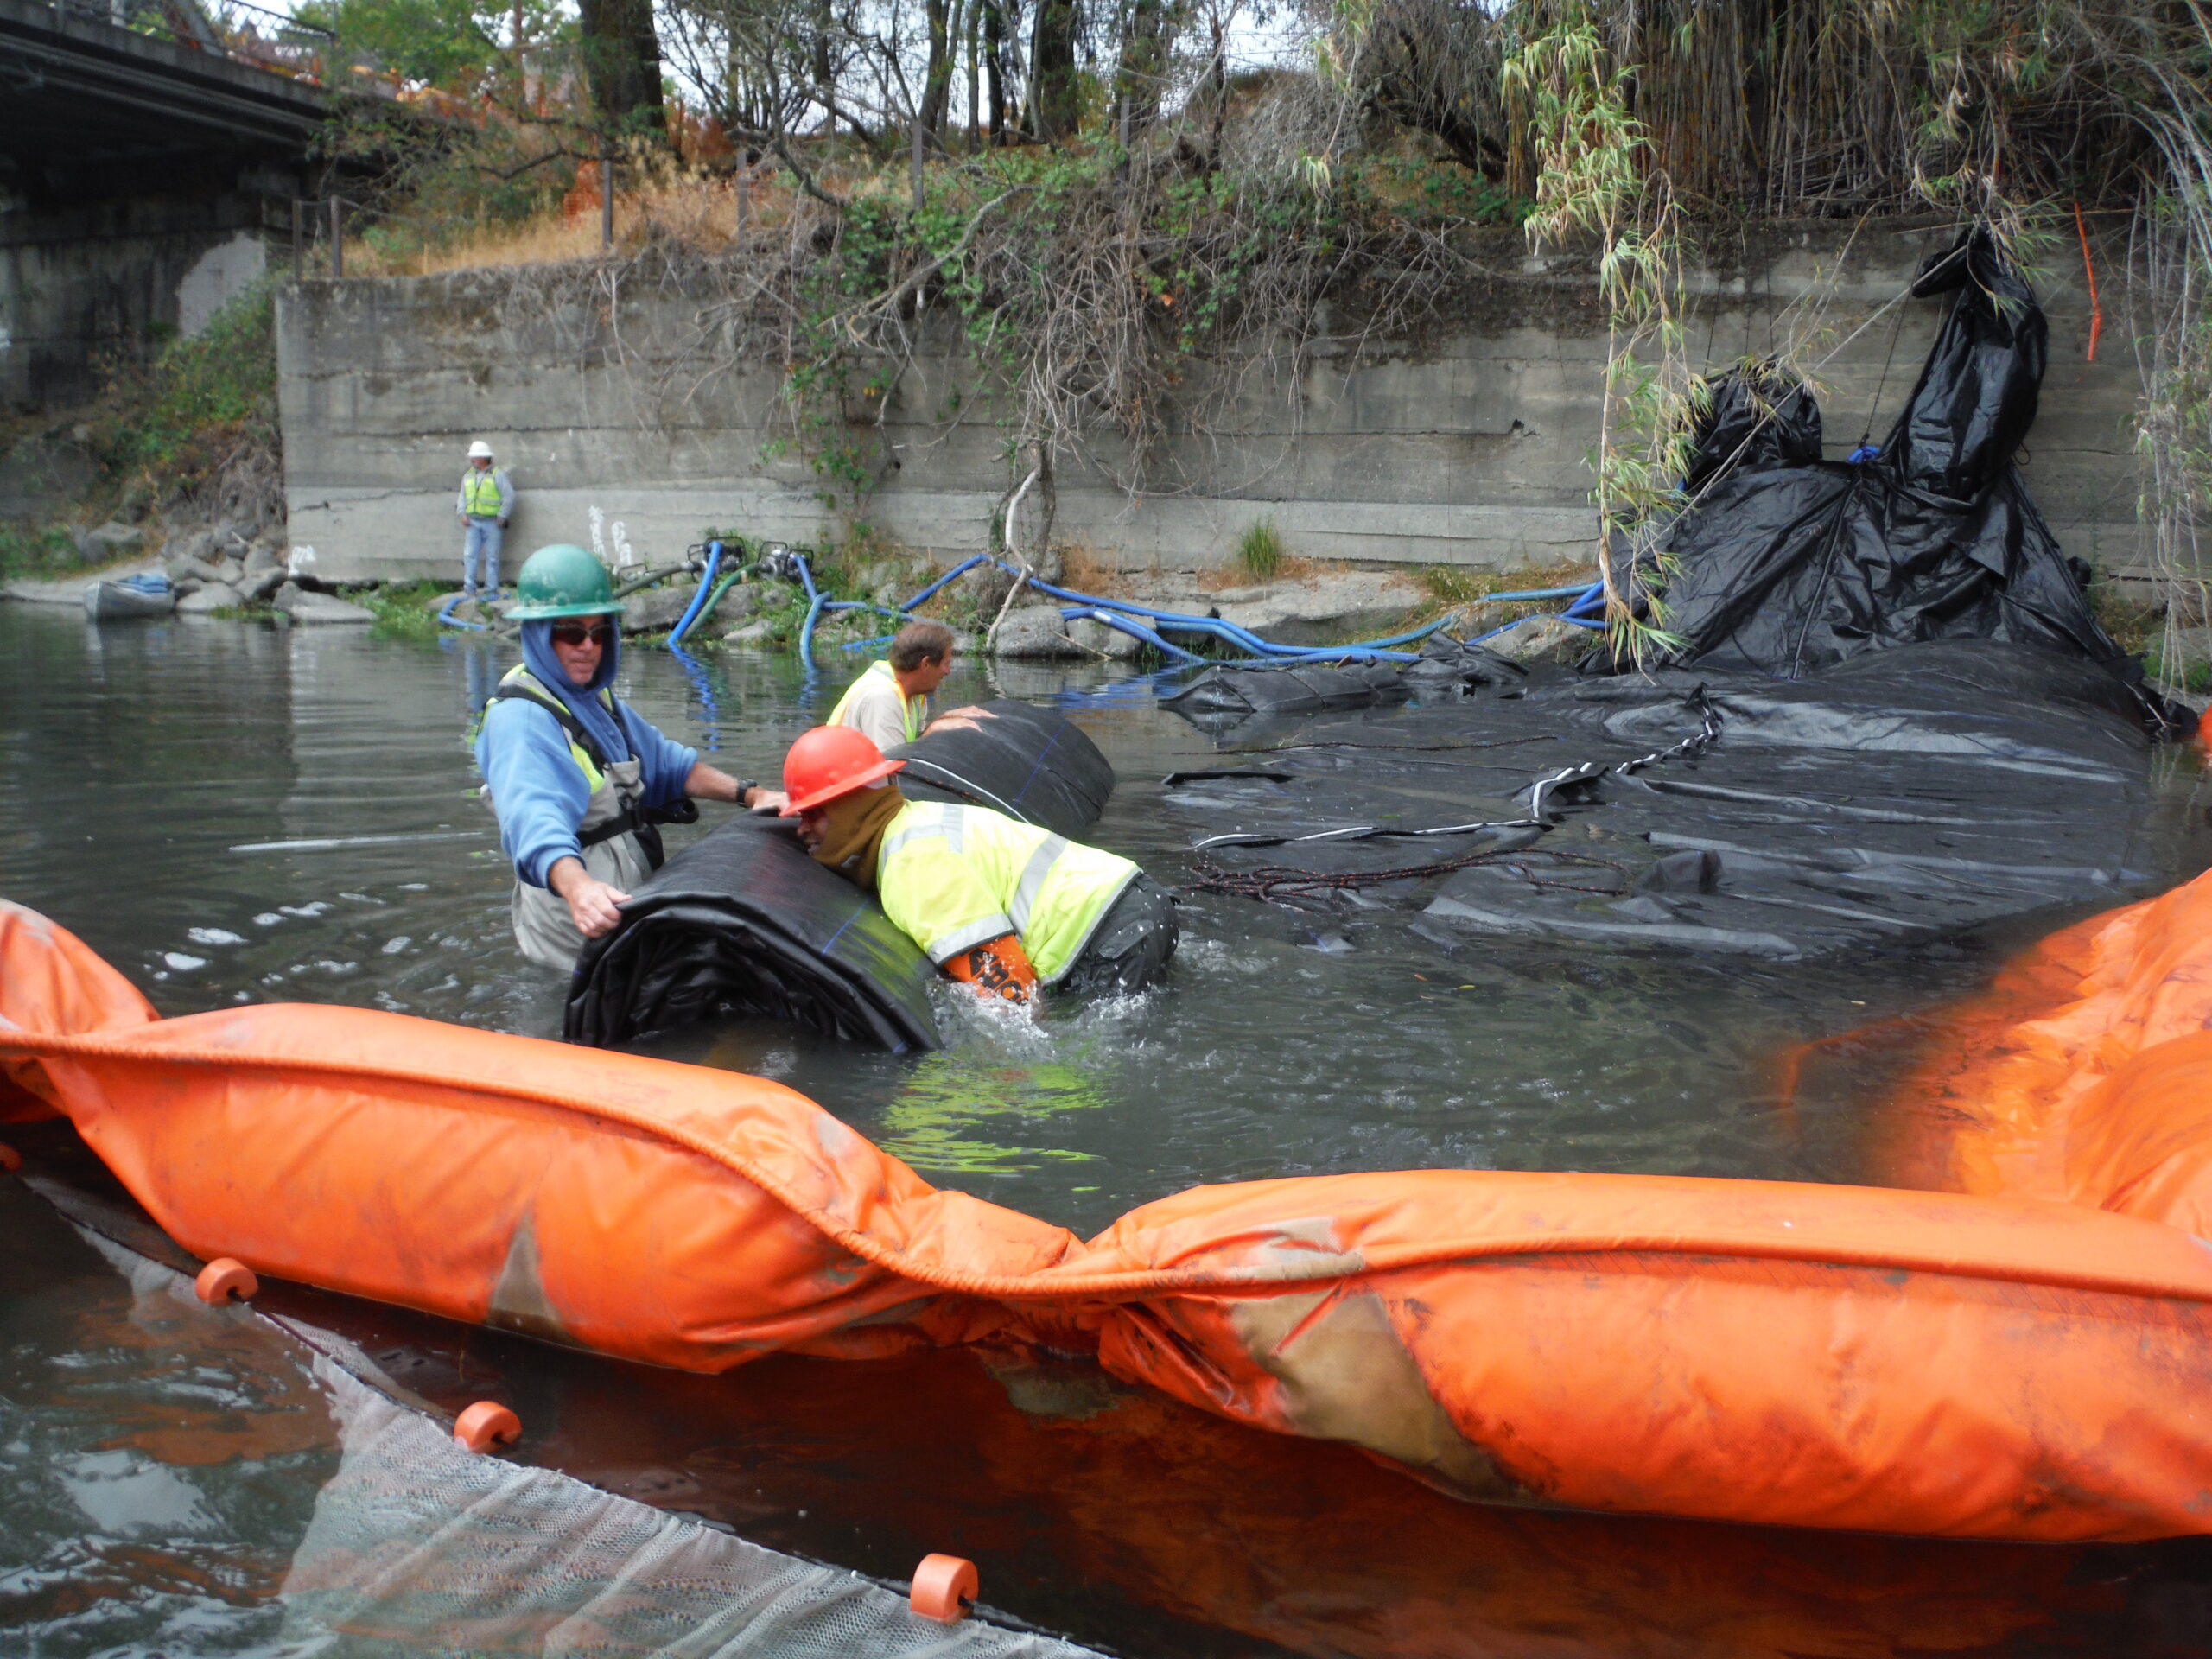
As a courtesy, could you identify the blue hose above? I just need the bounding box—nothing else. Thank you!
[995,562,1440,662]
[791,553,825,674]
[664,541,723,649]
[789,549,1558,671]
[1461,581,1610,645]
[897,554,987,611]
[437,593,487,632]
[1479,583,1602,604]
[667,639,724,748]
[1056,607,1204,664]
[1561,582,1608,620]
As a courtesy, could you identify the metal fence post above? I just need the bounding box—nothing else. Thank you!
[327,197,342,278]
[600,132,613,250]
[291,198,302,281]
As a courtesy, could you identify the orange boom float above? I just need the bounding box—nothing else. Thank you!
[5,887,2212,1543]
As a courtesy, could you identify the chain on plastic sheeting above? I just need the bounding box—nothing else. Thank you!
[279,1361,1101,1658]
[1185,690,1719,901]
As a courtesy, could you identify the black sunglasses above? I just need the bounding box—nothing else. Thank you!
[550,620,614,646]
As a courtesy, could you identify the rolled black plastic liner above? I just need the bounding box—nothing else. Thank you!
[887,698,1115,838]
[1160,661,1410,721]
[564,816,943,1051]
[565,701,1116,1051]
[1636,231,2161,712]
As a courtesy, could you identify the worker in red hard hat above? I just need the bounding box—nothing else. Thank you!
[780,726,1177,1004]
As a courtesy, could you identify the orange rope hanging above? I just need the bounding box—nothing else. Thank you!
[2075,201,2103,362]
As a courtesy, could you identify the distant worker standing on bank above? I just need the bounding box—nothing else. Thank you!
[827,620,963,751]
[476,544,778,969]
[456,440,513,599]
[780,725,1177,1004]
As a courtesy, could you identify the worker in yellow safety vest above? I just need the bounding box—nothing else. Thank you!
[779,725,1178,1003]
[827,620,963,751]
[456,440,514,598]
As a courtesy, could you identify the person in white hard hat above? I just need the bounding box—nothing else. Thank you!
[456,441,514,598]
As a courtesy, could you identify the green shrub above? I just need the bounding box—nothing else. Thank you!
[0,524,82,581]
[93,281,276,480]
[359,580,451,643]
[1235,520,1285,581]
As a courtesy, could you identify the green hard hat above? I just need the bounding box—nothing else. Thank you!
[505,544,623,620]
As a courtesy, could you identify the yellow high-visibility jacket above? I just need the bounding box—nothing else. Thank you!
[875,800,1136,983]
[828,659,925,749]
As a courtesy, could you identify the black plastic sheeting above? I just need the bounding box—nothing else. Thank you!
[1634,232,2157,707]
[887,698,1115,837]
[1161,660,1411,723]
[1401,640,1531,696]
[1166,640,2164,963]
[564,817,943,1051]
[565,702,1116,1052]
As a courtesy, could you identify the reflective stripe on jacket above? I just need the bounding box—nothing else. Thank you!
[875,800,1137,983]
[828,659,925,747]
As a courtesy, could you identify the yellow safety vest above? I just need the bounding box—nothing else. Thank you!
[488,664,621,791]
[875,800,1136,983]
[462,468,504,517]
[828,659,925,746]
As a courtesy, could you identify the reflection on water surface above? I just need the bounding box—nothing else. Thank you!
[5,604,2212,1656]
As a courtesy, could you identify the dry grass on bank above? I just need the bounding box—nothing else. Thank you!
[1196,552,1351,592]
[1056,545,1136,599]
[349,167,812,277]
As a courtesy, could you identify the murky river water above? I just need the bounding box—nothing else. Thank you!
[6,603,2212,1656]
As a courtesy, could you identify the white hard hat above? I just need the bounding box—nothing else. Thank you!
[467,440,495,459]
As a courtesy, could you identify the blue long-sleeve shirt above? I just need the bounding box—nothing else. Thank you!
[475,697,697,887]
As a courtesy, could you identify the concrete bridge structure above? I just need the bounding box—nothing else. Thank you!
[0,0,333,411]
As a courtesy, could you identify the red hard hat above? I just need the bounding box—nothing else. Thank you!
[781,725,906,815]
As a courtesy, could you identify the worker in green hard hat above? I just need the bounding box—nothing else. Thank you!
[474,544,783,969]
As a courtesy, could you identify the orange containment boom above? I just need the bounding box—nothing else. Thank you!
[1882,861,2212,1235]
[5,893,2212,1543]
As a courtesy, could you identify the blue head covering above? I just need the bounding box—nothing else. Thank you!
[519,618,631,764]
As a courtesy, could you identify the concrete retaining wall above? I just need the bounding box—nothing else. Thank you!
[276,219,2145,583]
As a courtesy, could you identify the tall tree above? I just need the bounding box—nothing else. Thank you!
[919,0,957,143]
[1028,0,1077,139]
[578,0,665,137]
[983,0,1007,142]
[1115,0,1173,129]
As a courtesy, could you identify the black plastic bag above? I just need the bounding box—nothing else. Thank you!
[1637,230,2177,729]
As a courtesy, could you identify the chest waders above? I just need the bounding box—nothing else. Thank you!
[485,669,698,970]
